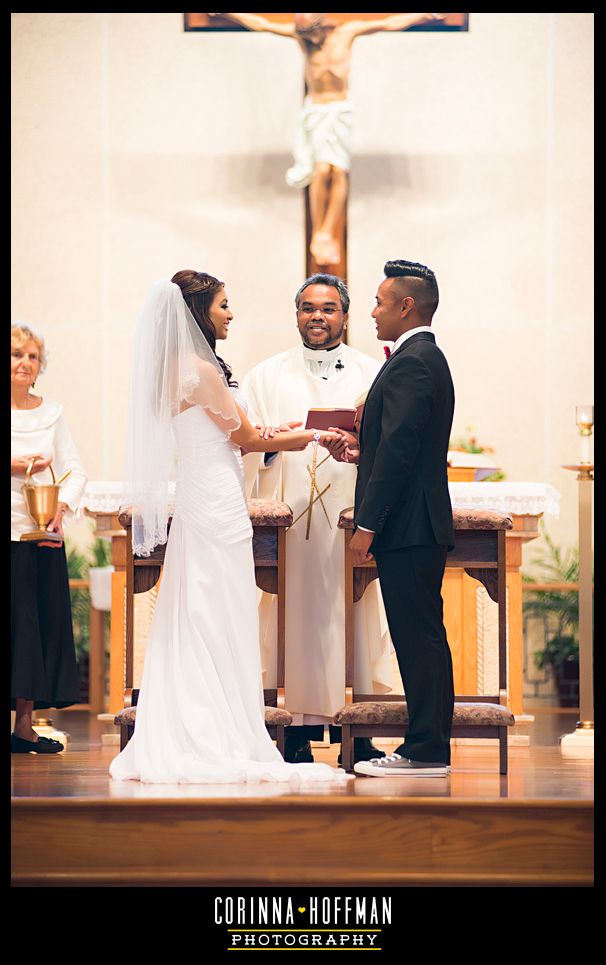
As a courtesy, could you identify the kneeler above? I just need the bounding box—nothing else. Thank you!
[333,507,516,774]
[114,499,294,756]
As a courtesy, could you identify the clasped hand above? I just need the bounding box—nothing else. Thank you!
[323,428,360,464]
[253,420,307,452]
[253,422,342,452]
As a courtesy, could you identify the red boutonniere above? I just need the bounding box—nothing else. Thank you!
[383,346,391,360]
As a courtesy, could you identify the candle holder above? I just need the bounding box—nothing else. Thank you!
[560,405,594,757]
[576,405,594,465]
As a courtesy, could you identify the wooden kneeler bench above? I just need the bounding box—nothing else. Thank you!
[334,507,516,774]
[114,499,294,756]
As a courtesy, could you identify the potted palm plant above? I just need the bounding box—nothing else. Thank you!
[66,537,112,703]
[523,529,588,707]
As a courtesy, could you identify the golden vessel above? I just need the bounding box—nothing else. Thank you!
[20,459,71,543]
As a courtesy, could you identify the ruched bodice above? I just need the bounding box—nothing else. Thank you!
[172,405,252,544]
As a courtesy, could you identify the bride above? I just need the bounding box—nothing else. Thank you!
[109,271,348,784]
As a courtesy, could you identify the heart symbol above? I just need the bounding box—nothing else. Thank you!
[298,907,306,913]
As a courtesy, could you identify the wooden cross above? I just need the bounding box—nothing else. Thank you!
[185,14,468,286]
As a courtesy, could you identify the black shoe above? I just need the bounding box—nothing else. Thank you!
[11,733,64,754]
[284,739,314,763]
[338,738,387,767]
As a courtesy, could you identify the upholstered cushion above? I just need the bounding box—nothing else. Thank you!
[118,508,133,530]
[452,509,512,531]
[333,701,515,727]
[264,706,293,726]
[114,706,137,726]
[119,500,294,532]
[337,506,512,531]
[247,499,293,527]
[114,704,293,728]
[337,507,355,529]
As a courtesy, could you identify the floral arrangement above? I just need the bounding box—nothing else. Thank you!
[448,426,506,481]
[450,425,495,455]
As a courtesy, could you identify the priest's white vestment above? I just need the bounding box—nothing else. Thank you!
[242,343,393,724]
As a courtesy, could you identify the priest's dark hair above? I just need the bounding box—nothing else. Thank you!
[384,259,439,323]
[295,273,350,314]
[171,269,237,386]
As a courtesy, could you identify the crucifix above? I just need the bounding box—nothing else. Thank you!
[186,13,467,284]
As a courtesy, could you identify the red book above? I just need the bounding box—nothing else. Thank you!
[305,407,356,431]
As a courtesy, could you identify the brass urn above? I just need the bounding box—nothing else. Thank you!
[20,459,71,543]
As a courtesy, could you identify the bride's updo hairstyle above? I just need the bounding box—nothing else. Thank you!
[171,269,237,386]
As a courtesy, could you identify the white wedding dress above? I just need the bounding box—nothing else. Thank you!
[110,389,347,785]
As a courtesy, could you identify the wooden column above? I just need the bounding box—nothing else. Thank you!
[577,471,594,727]
[84,511,127,715]
[88,607,106,714]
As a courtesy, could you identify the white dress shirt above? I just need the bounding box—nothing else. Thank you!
[390,325,434,354]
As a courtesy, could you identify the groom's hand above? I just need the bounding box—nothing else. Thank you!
[350,527,375,566]
[324,428,359,463]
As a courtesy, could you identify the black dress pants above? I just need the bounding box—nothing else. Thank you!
[374,544,454,764]
[286,725,342,745]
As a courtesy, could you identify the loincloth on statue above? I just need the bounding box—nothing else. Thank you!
[286,96,353,189]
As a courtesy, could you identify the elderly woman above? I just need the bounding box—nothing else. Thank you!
[11,323,88,753]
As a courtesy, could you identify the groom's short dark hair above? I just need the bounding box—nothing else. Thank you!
[384,260,439,322]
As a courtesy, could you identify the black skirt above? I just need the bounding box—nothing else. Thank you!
[11,541,81,710]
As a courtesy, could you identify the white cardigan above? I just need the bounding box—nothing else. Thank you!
[11,398,88,541]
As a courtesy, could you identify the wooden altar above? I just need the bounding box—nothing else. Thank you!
[444,483,560,715]
[83,509,131,715]
[84,482,559,718]
[439,512,540,716]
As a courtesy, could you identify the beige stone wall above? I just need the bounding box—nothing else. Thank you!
[12,13,593,555]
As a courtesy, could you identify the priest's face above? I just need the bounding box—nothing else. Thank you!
[296,284,348,349]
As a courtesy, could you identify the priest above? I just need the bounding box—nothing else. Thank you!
[242,273,392,764]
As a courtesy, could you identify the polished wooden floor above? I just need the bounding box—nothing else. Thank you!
[11,708,594,801]
[12,709,593,886]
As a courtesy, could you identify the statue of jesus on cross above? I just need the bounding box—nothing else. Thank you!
[211,12,445,268]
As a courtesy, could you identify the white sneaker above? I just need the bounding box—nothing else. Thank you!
[353,753,450,778]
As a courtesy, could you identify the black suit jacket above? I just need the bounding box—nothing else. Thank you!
[354,331,455,552]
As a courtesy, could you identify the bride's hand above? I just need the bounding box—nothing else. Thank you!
[255,420,303,440]
[316,430,340,448]
[255,423,279,440]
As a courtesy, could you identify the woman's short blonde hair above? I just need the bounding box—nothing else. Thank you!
[11,324,47,373]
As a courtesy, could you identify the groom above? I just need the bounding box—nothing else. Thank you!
[331,259,455,777]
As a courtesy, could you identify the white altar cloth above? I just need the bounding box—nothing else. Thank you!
[448,482,560,518]
[81,480,560,519]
